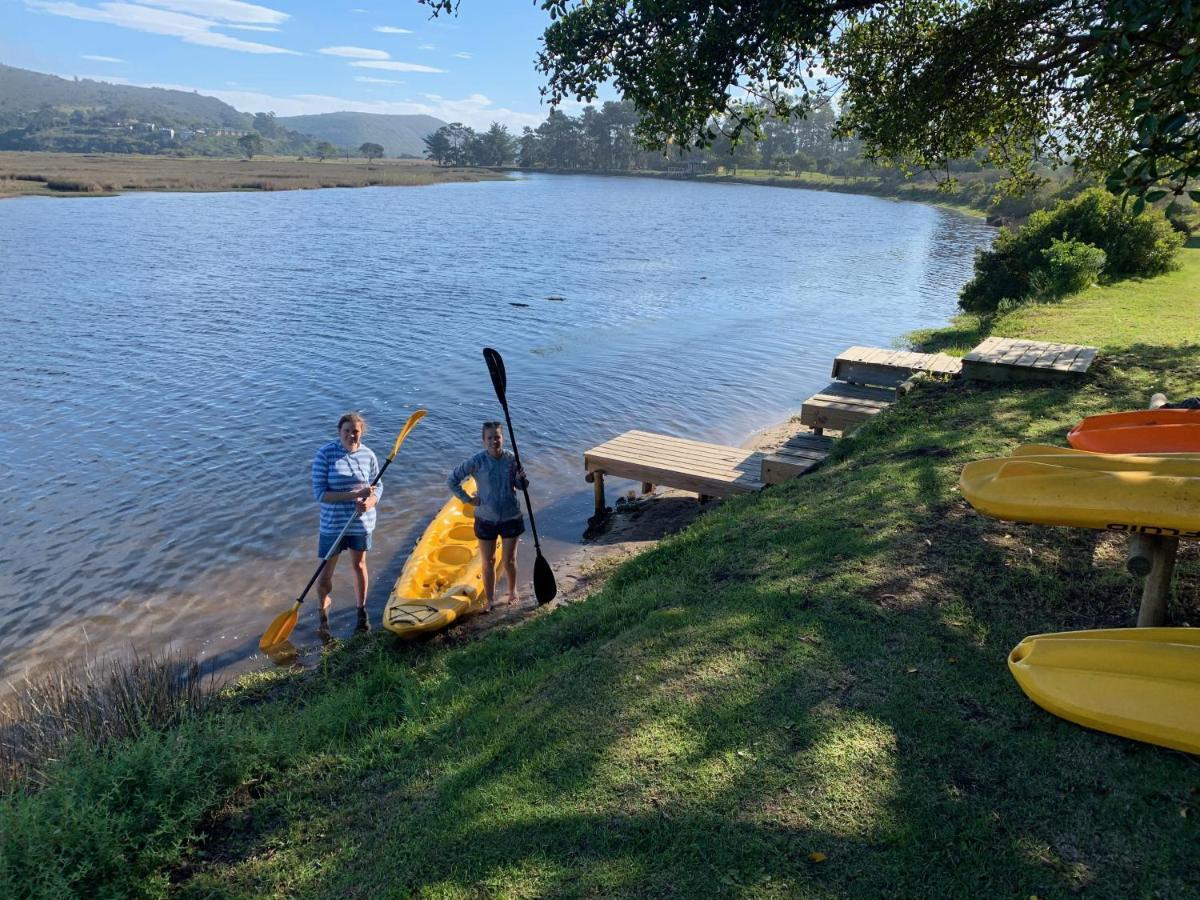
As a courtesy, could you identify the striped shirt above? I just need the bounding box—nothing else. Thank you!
[311,440,382,535]
[448,450,524,524]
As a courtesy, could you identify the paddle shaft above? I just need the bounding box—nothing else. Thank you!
[494,396,544,552]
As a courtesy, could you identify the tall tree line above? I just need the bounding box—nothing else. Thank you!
[424,100,872,174]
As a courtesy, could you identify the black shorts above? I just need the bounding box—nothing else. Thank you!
[474,516,525,541]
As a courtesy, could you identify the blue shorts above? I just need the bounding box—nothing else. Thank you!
[318,532,372,558]
[474,517,525,541]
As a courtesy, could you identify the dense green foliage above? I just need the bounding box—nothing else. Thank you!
[424,0,1200,202]
[960,189,1183,311]
[3,246,1198,897]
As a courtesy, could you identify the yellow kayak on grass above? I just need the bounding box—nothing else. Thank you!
[959,447,1200,538]
[1009,628,1200,755]
[382,478,497,638]
[1010,443,1200,469]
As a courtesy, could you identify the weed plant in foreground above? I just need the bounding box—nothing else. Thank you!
[0,650,213,788]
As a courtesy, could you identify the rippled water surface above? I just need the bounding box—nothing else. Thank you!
[0,173,993,687]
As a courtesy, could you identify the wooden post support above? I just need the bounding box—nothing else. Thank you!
[1126,391,1180,625]
[641,482,655,494]
[588,470,606,518]
[1126,533,1155,577]
[1137,536,1178,627]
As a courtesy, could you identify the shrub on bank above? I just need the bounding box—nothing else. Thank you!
[960,188,1183,312]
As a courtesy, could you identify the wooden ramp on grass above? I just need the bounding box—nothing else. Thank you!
[962,337,1098,382]
[583,429,833,516]
[800,382,897,435]
[833,346,963,386]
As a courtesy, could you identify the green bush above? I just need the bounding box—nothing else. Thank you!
[960,187,1183,312]
[1030,238,1107,300]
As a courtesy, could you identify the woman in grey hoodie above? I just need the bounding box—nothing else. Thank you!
[448,420,528,611]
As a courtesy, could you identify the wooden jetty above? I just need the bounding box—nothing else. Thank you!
[583,429,833,515]
[962,337,1098,382]
[832,346,963,386]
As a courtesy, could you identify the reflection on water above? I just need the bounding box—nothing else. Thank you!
[0,174,993,690]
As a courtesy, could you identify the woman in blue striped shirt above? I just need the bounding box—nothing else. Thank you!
[311,412,382,614]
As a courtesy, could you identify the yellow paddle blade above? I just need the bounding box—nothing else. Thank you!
[259,601,300,651]
[388,409,428,461]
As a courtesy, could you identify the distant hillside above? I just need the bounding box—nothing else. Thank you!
[276,112,446,158]
[0,63,250,127]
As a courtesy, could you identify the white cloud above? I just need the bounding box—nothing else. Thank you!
[417,42,435,50]
[27,0,298,53]
[226,23,277,30]
[453,51,470,59]
[351,59,444,73]
[355,76,404,84]
[318,45,388,59]
[134,0,286,25]
[373,25,410,33]
[81,53,124,61]
[150,82,542,130]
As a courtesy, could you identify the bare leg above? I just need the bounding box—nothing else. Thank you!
[316,552,340,613]
[500,535,520,604]
[348,549,369,609]
[479,537,498,611]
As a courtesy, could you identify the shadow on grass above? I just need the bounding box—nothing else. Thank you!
[167,355,1200,899]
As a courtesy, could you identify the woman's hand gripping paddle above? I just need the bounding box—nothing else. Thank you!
[482,347,557,605]
[259,409,427,651]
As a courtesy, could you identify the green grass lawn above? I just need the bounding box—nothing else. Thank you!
[3,252,1199,899]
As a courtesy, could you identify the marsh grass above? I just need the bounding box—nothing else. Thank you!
[0,650,213,788]
[0,152,505,197]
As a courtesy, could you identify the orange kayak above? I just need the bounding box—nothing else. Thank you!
[1067,409,1200,454]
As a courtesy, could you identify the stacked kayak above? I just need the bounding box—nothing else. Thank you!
[959,444,1200,538]
[1067,408,1200,454]
[383,478,497,637]
[1009,628,1200,754]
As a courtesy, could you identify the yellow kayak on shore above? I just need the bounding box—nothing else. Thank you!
[383,479,496,638]
[960,446,1200,538]
[1009,628,1200,755]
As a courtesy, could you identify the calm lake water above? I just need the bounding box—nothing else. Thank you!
[0,173,993,689]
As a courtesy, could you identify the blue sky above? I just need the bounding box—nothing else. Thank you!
[1,0,588,129]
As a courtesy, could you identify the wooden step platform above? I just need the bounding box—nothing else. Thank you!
[962,337,1098,382]
[833,345,963,387]
[800,382,897,435]
[760,432,835,485]
[584,430,766,516]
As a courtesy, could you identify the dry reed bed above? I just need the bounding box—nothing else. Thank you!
[0,651,213,789]
[0,152,502,196]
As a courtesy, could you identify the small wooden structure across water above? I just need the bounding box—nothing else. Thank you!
[582,337,1099,514]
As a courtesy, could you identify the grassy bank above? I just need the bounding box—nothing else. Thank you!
[0,152,504,197]
[4,252,1199,898]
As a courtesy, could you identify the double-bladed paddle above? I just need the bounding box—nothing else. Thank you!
[482,347,557,605]
[259,409,427,650]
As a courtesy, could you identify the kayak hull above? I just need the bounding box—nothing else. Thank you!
[1067,409,1200,454]
[960,446,1200,538]
[1009,628,1200,754]
[383,479,496,638]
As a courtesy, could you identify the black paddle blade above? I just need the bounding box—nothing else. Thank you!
[533,552,557,605]
[483,347,506,400]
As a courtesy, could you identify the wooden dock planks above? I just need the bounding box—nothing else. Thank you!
[962,337,1099,382]
[800,382,897,434]
[584,430,766,512]
[832,345,963,386]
